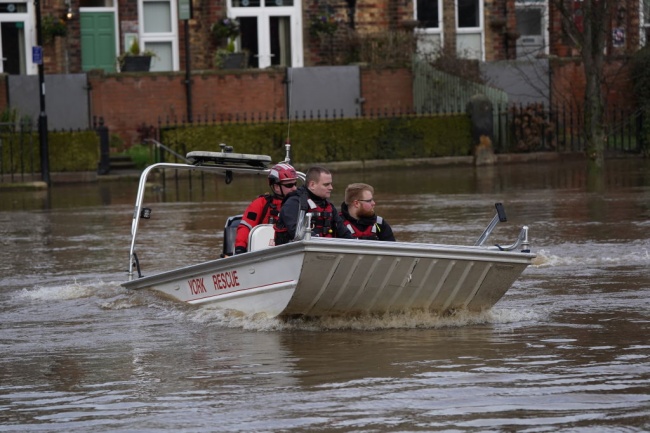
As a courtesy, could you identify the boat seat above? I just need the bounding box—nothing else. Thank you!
[222,214,242,257]
[248,224,276,252]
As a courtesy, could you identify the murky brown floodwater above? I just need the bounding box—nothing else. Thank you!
[1,158,649,432]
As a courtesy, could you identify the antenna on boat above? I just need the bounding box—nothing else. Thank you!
[285,68,293,163]
[284,142,292,163]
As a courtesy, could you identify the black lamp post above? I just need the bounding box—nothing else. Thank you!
[33,0,50,185]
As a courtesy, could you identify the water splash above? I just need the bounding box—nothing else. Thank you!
[176,304,543,332]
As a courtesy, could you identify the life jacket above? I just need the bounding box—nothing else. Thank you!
[343,216,383,240]
[258,194,280,225]
[305,198,335,237]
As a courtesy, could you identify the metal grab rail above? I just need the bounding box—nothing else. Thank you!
[145,138,191,163]
[474,203,507,246]
[127,162,280,280]
[488,226,530,253]
[474,203,530,253]
[127,147,306,280]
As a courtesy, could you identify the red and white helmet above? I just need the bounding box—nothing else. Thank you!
[268,162,297,186]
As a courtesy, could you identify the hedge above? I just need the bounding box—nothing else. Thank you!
[1,130,99,173]
[159,114,472,163]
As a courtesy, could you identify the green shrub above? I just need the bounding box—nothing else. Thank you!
[1,130,99,173]
[159,114,472,164]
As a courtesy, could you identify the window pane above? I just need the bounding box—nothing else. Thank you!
[270,16,291,66]
[457,33,481,58]
[239,16,258,68]
[145,41,173,71]
[516,9,541,36]
[458,0,479,28]
[265,0,294,6]
[80,0,114,6]
[231,0,261,6]
[143,1,171,33]
[417,0,438,28]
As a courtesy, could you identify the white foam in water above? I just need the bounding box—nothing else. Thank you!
[532,245,650,268]
[18,280,97,301]
[180,303,543,332]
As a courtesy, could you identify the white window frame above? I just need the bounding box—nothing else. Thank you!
[229,0,303,69]
[0,0,35,74]
[514,0,549,59]
[138,0,179,71]
[455,0,484,61]
[414,0,444,58]
[641,0,650,46]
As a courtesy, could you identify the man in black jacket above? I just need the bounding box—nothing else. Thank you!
[274,166,352,245]
[340,183,395,241]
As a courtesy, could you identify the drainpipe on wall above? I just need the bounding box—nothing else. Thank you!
[346,0,357,30]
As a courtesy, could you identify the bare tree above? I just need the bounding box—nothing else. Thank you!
[551,0,615,170]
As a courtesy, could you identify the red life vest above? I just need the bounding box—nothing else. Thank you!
[343,216,383,240]
[306,198,335,237]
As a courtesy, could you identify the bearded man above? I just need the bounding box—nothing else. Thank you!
[340,183,395,241]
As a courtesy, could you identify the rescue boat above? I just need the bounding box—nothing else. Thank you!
[122,145,535,319]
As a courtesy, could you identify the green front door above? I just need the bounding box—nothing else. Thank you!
[80,12,116,72]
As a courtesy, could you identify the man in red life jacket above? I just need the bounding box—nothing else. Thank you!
[234,162,298,254]
[340,183,395,241]
[274,166,352,245]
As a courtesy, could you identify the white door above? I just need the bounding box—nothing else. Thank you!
[230,0,302,69]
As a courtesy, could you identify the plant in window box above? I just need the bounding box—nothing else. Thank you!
[118,38,156,72]
[41,14,68,44]
[211,17,240,48]
[214,47,248,70]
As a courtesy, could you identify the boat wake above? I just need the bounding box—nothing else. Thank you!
[10,279,542,332]
[531,244,650,268]
[181,303,542,331]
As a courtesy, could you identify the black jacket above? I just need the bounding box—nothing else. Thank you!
[274,186,352,245]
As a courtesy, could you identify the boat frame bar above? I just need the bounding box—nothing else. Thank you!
[128,161,279,280]
[128,152,531,280]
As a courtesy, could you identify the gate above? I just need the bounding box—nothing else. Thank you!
[7,74,90,130]
[287,66,362,118]
[412,58,509,114]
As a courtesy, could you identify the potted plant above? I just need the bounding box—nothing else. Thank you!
[41,14,68,44]
[211,17,247,69]
[118,38,156,72]
[214,45,248,69]
[211,17,240,48]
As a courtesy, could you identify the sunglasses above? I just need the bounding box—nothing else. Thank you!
[357,198,374,203]
[280,182,297,188]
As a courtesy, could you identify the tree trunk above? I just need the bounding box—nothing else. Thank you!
[580,0,608,173]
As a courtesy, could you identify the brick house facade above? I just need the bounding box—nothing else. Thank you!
[0,0,643,143]
[24,0,645,74]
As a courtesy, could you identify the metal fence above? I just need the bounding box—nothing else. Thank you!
[0,120,37,183]
[1,103,647,184]
[494,103,646,154]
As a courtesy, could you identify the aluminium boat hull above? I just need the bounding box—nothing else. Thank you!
[122,237,535,318]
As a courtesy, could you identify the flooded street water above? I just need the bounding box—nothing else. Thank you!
[1,158,649,432]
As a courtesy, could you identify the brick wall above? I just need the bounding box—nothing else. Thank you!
[87,67,414,146]
[361,68,413,112]
[550,59,635,109]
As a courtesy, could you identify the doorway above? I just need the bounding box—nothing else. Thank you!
[0,1,33,75]
[230,0,302,69]
[1,21,25,74]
